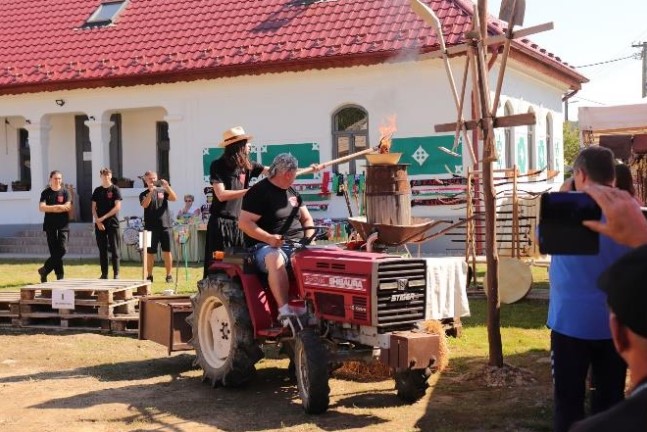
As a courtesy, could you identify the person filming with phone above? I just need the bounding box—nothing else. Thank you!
[547,146,632,432]
[139,170,177,283]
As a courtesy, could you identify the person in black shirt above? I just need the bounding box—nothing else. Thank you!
[203,126,267,277]
[239,153,315,321]
[570,244,647,432]
[38,170,72,282]
[139,170,177,283]
[91,168,122,279]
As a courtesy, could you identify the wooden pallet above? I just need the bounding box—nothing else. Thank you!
[18,279,150,332]
[0,292,20,326]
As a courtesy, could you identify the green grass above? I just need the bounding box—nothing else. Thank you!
[0,259,204,294]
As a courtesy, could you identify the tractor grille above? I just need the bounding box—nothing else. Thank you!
[375,259,427,333]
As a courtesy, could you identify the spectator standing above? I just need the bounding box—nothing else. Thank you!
[176,194,200,220]
[570,244,647,431]
[548,146,630,432]
[139,170,177,283]
[614,163,643,205]
[91,168,122,279]
[203,126,266,276]
[38,170,72,282]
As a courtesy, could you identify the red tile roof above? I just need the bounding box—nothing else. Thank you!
[0,0,585,95]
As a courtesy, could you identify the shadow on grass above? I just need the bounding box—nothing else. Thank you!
[415,350,553,432]
[29,364,387,431]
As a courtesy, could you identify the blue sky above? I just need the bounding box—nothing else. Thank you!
[487,0,647,118]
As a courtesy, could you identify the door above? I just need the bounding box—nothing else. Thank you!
[75,115,93,222]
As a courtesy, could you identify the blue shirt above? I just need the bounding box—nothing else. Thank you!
[548,233,631,340]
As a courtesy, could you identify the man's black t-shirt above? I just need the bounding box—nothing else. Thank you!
[92,184,122,229]
[241,178,303,247]
[209,158,264,218]
[139,188,172,229]
[40,187,70,231]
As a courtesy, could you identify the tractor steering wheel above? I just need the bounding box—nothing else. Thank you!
[282,226,329,246]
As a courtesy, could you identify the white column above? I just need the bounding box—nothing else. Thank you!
[85,118,113,191]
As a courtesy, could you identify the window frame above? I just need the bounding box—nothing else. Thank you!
[83,0,127,28]
[331,105,369,175]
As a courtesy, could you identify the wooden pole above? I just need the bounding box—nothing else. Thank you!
[473,0,504,367]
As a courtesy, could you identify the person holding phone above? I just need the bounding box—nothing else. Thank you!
[139,170,177,283]
[548,146,631,432]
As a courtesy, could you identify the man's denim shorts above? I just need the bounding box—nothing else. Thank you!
[253,245,294,273]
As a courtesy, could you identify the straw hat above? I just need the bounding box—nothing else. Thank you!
[219,126,253,147]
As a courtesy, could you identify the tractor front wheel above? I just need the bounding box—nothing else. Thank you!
[294,329,330,414]
[189,276,262,387]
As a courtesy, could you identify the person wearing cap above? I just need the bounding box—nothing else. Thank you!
[238,153,315,322]
[203,126,267,277]
[548,146,631,432]
[139,170,177,283]
[569,245,647,431]
[91,167,122,279]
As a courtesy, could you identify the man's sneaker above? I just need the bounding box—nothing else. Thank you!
[165,275,173,283]
[99,274,108,280]
[113,274,119,280]
[37,267,47,283]
[146,275,153,282]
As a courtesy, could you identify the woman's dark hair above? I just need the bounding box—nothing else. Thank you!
[615,163,636,196]
[223,139,252,171]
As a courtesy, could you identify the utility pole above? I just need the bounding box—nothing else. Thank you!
[632,42,647,98]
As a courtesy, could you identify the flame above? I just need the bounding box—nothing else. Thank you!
[378,115,397,153]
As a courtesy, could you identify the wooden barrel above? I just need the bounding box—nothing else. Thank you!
[365,164,411,225]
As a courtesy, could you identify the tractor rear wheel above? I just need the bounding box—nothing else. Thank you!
[294,329,330,414]
[189,275,262,387]
[394,368,431,403]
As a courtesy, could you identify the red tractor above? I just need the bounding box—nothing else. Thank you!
[188,227,442,414]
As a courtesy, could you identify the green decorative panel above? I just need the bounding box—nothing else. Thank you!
[537,139,546,170]
[495,131,505,169]
[259,143,319,179]
[202,147,225,182]
[202,143,320,181]
[391,135,463,176]
[516,136,527,173]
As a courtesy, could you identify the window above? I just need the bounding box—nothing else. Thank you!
[18,128,31,184]
[332,105,368,174]
[527,108,535,171]
[157,121,170,182]
[84,1,126,28]
[504,102,514,168]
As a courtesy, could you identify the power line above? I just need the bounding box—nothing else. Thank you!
[573,53,639,69]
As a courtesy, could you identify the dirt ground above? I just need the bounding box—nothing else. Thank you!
[0,327,552,432]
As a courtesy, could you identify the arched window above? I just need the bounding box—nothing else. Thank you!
[332,105,368,174]
[504,102,514,168]
[527,108,535,171]
[546,114,554,173]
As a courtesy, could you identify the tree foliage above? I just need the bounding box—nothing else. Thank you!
[563,122,581,168]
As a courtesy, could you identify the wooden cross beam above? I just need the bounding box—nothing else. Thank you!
[434,112,536,133]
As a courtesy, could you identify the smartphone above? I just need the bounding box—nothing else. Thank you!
[154,180,163,187]
[538,192,602,255]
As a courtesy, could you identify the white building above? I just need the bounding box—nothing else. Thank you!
[0,0,586,253]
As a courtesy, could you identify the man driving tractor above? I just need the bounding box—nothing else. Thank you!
[238,153,315,322]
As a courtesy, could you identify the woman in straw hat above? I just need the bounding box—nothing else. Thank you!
[203,126,267,276]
